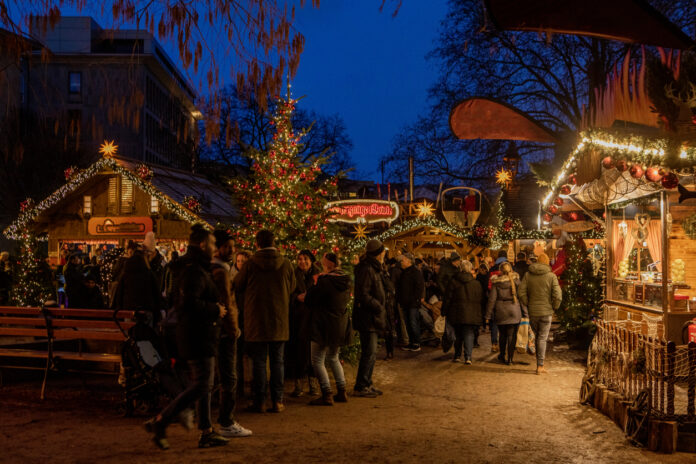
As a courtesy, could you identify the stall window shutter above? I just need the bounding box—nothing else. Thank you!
[107,177,118,215]
[121,178,134,214]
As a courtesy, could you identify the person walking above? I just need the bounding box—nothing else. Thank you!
[518,252,562,375]
[442,261,482,364]
[352,239,388,398]
[210,230,252,437]
[485,262,527,365]
[145,224,229,450]
[288,249,320,397]
[234,229,296,413]
[396,253,425,352]
[112,246,162,326]
[305,253,352,406]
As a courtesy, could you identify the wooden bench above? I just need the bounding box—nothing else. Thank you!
[0,305,135,399]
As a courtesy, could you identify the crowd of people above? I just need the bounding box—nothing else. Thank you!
[1,225,563,451]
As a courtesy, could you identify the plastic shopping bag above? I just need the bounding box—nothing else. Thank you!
[516,318,530,354]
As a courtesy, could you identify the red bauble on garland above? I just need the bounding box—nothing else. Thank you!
[615,159,629,172]
[601,156,614,169]
[661,172,679,189]
[645,166,663,183]
[629,164,644,179]
[554,197,564,206]
[543,213,553,223]
[548,205,559,215]
[568,174,577,185]
[560,184,572,195]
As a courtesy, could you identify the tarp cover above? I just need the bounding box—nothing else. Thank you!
[449,98,557,143]
[485,0,695,50]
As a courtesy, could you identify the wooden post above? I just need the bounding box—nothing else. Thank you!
[667,341,676,417]
[659,341,665,414]
[689,341,696,419]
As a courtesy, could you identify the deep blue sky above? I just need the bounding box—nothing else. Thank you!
[292,1,450,180]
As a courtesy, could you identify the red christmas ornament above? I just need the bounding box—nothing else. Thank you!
[560,185,571,195]
[615,159,629,172]
[645,166,663,183]
[601,156,614,169]
[543,213,553,222]
[554,197,564,206]
[548,205,559,215]
[661,172,679,189]
[568,174,577,185]
[569,212,579,222]
[629,164,644,179]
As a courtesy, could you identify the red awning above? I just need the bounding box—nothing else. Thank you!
[485,0,695,50]
[449,97,557,143]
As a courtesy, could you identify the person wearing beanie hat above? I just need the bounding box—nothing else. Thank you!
[352,238,388,398]
[518,251,561,375]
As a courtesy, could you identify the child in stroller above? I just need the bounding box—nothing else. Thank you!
[118,311,188,419]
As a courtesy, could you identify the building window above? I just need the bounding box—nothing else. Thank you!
[83,195,92,216]
[68,72,81,95]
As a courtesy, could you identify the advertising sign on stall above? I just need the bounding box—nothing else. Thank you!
[326,200,400,224]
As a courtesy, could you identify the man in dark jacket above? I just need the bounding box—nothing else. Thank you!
[436,253,460,295]
[210,230,251,437]
[397,253,425,352]
[113,250,162,326]
[234,229,296,413]
[442,261,482,364]
[352,239,387,398]
[514,252,530,280]
[145,224,228,450]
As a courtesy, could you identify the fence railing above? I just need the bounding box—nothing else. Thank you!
[591,319,696,422]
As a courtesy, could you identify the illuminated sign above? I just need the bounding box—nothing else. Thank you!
[88,217,153,235]
[326,200,400,224]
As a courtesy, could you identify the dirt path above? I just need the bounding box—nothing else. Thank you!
[1,336,693,464]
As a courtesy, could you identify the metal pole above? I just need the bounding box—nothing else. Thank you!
[661,190,670,314]
[408,156,414,202]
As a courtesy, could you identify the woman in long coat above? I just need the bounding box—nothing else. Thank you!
[485,262,527,365]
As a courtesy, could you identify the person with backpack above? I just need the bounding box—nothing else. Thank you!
[305,252,352,406]
[518,252,562,375]
[441,260,482,364]
[485,262,527,365]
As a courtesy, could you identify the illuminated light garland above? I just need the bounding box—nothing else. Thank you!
[11,228,53,306]
[541,129,696,209]
[4,156,209,240]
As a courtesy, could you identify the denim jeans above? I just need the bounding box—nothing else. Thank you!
[159,356,215,431]
[310,341,346,392]
[217,335,238,427]
[530,315,553,366]
[247,341,285,405]
[354,331,378,391]
[490,322,499,344]
[452,323,477,361]
[404,306,421,346]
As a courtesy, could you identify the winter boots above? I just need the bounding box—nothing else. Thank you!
[309,390,334,406]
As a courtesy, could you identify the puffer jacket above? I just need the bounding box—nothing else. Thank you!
[518,263,562,317]
[353,255,387,332]
[306,269,352,346]
[485,272,528,325]
[442,271,483,325]
[234,248,297,342]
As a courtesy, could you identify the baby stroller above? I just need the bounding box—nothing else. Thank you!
[117,311,185,416]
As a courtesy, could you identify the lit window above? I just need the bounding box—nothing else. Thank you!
[69,72,81,95]
[83,195,92,216]
[150,196,159,215]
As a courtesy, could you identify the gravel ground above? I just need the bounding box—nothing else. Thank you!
[1,334,694,464]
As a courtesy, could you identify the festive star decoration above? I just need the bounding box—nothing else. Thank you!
[416,200,434,218]
[352,223,368,240]
[495,169,512,186]
[99,140,118,158]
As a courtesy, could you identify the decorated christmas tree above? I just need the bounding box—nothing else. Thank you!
[231,94,342,255]
[12,215,53,306]
[558,236,604,338]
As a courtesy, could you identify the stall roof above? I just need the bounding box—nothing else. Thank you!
[572,169,662,209]
[4,156,236,240]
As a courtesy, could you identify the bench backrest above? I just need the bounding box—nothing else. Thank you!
[0,306,136,342]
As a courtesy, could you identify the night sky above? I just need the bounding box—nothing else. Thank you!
[292,1,449,180]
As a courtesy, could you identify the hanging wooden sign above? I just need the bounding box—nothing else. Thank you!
[326,200,400,224]
[88,217,153,235]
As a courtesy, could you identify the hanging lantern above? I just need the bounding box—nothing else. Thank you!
[645,166,663,183]
[560,184,572,195]
[661,172,679,189]
[601,156,614,169]
[554,197,564,206]
[616,159,629,172]
[629,164,644,179]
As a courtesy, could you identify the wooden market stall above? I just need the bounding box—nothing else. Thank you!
[4,154,236,263]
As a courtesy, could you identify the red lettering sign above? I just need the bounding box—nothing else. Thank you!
[326,200,400,224]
